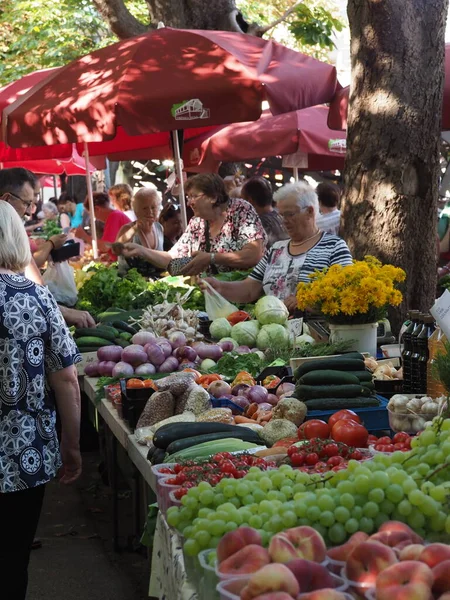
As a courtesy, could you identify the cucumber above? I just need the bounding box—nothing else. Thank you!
[76,336,112,347]
[295,384,367,400]
[111,321,138,335]
[346,371,373,382]
[114,338,130,348]
[154,422,261,449]
[305,396,380,410]
[74,328,117,342]
[95,325,120,337]
[165,430,262,456]
[294,358,366,380]
[105,307,126,313]
[168,439,259,462]
[78,346,103,353]
[119,332,132,341]
[299,370,360,386]
[97,311,124,322]
[98,309,143,324]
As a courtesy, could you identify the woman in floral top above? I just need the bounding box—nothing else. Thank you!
[122,174,266,275]
[0,202,82,600]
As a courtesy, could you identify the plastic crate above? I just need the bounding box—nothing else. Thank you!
[305,395,389,433]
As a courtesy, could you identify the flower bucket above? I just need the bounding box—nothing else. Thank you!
[329,322,378,357]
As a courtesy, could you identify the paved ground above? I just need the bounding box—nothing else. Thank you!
[28,452,150,600]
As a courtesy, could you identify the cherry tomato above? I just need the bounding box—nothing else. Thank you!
[394,442,407,451]
[349,449,363,461]
[331,419,369,448]
[220,460,237,475]
[377,436,392,445]
[393,432,410,444]
[402,437,412,449]
[287,445,299,457]
[214,452,233,461]
[303,419,331,440]
[305,452,320,466]
[315,461,329,472]
[376,444,395,453]
[367,434,379,445]
[291,453,305,467]
[332,463,348,471]
[165,477,179,485]
[327,455,345,467]
[174,487,188,499]
[328,409,361,429]
[323,442,340,458]
[158,468,174,475]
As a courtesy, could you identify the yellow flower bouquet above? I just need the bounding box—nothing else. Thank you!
[296,256,406,324]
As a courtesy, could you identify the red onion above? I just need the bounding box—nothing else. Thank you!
[97,361,116,376]
[232,395,250,409]
[112,361,134,377]
[266,393,279,406]
[218,340,235,352]
[277,382,295,398]
[236,346,251,354]
[174,346,198,362]
[97,345,123,362]
[135,363,157,375]
[156,339,172,358]
[131,331,156,346]
[145,344,165,366]
[208,380,232,398]
[247,385,269,404]
[168,331,187,349]
[231,383,251,397]
[84,361,100,377]
[258,402,273,411]
[121,345,148,367]
[196,343,223,361]
[158,356,180,373]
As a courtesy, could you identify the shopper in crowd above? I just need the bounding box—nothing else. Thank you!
[57,193,84,230]
[241,176,288,247]
[76,191,131,259]
[316,182,341,236]
[159,203,183,251]
[0,168,95,328]
[109,183,136,221]
[115,188,164,276]
[0,201,82,600]
[204,181,352,313]
[122,173,266,275]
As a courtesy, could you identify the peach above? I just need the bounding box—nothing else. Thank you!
[282,526,327,562]
[285,559,335,592]
[370,530,413,549]
[375,560,433,600]
[217,526,262,563]
[420,544,450,569]
[240,564,300,600]
[327,532,369,561]
[432,559,450,596]
[345,541,398,586]
[218,544,270,577]
[398,544,426,561]
[297,591,350,600]
[251,595,294,600]
[438,594,450,600]
[269,534,299,563]
[378,521,423,544]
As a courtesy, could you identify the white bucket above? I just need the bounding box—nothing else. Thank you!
[329,322,378,358]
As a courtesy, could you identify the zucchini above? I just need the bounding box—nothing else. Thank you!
[347,371,373,382]
[154,422,261,449]
[296,384,367,400]
[299,370,360,386]
[98,309,143,324]
[305,396,380,411]
[165,430,262,455]
[294,358,366,380]
[111,320,138,335]
[76,336,112,347]
[341,352,365,361]
[168,439,259,462]
[151,448,167,465]
[114,338,130,348]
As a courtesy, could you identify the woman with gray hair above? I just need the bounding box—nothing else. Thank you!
[205,181,352,313]
[0,202,81,599]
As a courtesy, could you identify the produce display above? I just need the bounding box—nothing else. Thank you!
[388,394,447,432]
[74,322,136,353]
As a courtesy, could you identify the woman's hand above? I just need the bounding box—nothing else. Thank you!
[180,251,212,276]
[284,295,298,314]
[59,440,82,484]
[199,276,224,295]
[50,233,69,249]
[122,242,145,258]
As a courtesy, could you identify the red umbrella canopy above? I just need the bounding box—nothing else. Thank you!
[182,105,346,171]
[4,28,338,147]
[1,147,105,175]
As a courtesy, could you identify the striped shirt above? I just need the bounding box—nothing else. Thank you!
[316,209,341,236]
[249,233,353,299]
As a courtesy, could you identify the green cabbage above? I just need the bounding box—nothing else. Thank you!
[209,318,232,340]
[231,320,260,347]
[257,323,289,350]
[255,296,289,325]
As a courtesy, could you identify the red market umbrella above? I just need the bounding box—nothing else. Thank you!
[182,105,346,173]
[1,147,105,175]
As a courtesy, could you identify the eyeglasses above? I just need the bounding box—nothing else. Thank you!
[7,192,34,209]
[279,210,301,220]
[186,193,205,202]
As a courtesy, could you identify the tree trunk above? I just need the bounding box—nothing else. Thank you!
[342,0,448,333]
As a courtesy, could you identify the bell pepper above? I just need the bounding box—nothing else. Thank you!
[197,373,222,388]
[226,310,251,325]
[232,371,256,387]
[262,375,281,389]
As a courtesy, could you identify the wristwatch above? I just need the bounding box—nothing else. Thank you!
[210,253,216,265]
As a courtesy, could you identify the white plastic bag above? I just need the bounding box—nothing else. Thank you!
[203,280,238,319]
[43,261,78,306]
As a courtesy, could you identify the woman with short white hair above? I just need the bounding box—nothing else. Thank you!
[0,202,82,599]
[205,181,352,313]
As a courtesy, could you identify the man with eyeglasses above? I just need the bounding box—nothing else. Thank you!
[0,168,95,328]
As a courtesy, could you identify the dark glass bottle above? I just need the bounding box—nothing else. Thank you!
[401,310,420,393]
[410,314,425,394]
[416,315,435,394]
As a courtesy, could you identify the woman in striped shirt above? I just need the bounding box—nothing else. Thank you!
[204,181,352,313]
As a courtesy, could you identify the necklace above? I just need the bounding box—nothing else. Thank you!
[290,230,321,247]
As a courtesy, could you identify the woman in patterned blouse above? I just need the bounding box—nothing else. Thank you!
[0,202,82,600]
[122,174,266,276]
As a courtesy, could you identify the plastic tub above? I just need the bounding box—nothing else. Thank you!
[327,556,346,575]
[157,477,180,516]
[387,407,434,433]
[198,549,219,600]
[151,463,176,480]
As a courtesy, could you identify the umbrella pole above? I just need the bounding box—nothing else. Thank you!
[171,130,187,230]
[52,175,58,198]
[83,141,99,259]
[293,167,299,182]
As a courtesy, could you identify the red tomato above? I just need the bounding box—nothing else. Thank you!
[349,449,363,461]
[303,420,330,440]
[328,409,361,429]
[393,432,410,444]
[367,434,379,445]
[287,445,299,457]
[327,455,345,467]
[376,444,395,453]
[402,437,412,449]
[323,442,340,458]
[377,436,392,445]
[331,419,369,448]
[394,443,407,451]
[291,453,305,467]
[174,487,188,500]
[305,452,320,466]
[297,423,308,440]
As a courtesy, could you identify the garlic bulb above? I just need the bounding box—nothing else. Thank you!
[421,401,439,415]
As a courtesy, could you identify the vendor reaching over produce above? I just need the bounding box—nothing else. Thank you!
[121,173,266,276]
[115,187,164,277]
[204,181,353,313]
